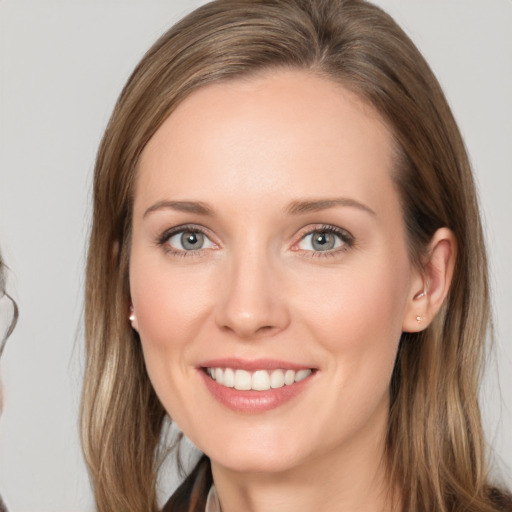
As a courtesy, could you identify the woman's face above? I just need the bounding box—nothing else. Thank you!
[129,70,422,474]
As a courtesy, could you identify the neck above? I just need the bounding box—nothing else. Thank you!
[210,409,398,512]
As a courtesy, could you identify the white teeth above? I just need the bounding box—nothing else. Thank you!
[270,369,285,388]
[294,369,312,382]
[206,367,313,391]
[252,370,270,391]
[284,369,295,385]
[223,368,235,388]
[234,369,252,390]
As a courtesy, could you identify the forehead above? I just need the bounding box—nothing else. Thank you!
[135,69,397,217]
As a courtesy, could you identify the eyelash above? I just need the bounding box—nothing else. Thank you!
[156,223,355,258]
[292,224,355,259]
[157,224,214,258]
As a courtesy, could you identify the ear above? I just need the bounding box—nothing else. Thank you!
[402,227,457,333]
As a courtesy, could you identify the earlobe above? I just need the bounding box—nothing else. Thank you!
[403,227,457,333]
[129,304,139,332]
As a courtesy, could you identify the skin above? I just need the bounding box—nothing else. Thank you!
[129,70,455,512]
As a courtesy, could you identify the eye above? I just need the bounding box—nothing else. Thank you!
[165,229,216,252]
[296,227,351,252]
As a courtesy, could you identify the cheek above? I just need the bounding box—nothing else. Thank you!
[129,256,215,417]
[302,261,408,330]
[128,255,218,412]
[294,256,410,380]
[289,260,409,441]
[130,258,212,348]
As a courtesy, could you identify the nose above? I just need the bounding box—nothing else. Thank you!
[214,248,290,340]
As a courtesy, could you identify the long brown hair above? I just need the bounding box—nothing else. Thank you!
[82,1,511,510]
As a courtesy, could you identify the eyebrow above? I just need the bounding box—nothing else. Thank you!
[144,200,214,218]
[285,198,376,216]
[143,197,376,219]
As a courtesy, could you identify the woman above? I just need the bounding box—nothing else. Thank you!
[81,0,512,511]
[0,251,19,512]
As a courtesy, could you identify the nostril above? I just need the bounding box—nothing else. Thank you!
[214,279,291,338]
[257,325,275,333]
[219,322,281,340]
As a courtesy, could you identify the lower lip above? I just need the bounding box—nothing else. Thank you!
[199,370,314,413]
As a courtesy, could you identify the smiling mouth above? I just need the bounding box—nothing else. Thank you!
[204,367,313,391]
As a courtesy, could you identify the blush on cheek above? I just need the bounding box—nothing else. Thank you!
[133,271,198,339]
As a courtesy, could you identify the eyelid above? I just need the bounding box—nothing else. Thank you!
[291,224,354,253]
[157,224,219,254]
[156,223,354,257]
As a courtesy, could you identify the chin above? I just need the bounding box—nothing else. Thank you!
[208,446,303,475]
[194,425,318,475]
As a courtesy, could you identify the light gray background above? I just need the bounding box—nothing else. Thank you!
[0,1,510,510]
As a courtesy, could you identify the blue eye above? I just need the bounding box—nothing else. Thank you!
[166,229,215,252]
[297,229,348,252]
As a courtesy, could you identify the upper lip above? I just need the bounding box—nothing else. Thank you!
[199,358,315,372]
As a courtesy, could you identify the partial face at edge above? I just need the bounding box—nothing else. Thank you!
[129,70,422,474]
